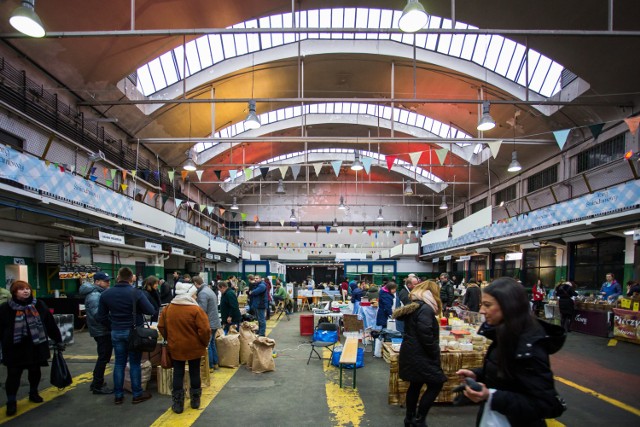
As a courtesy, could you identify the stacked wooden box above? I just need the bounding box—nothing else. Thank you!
[157,353,210,396]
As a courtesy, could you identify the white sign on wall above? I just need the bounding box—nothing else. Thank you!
[443,255,452,261]
[145,241,162,251]
[505,252,523,261]
[99,231,125,245]
[171,247,185,256]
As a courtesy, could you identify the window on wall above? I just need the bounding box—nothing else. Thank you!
[575,133,626,173]
[527,164,558,193]
[469,256,486,282]
[492,252,517,280]
[0,129,24,151]
[495,184,517,205]
[471,198,487,213]
[452,209,465,223]
[571,237,624,293]
[523,246,557,291]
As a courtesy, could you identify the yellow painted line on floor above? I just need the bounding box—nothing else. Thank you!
[322,347,365,427]
[150,317,281,427]
[607,339,618,347]
[65,355,99,361]
[555,375,640,417]
[0,368,111,424]
[546,419,566,426]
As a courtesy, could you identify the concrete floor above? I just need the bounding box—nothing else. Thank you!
[0,314,638,426]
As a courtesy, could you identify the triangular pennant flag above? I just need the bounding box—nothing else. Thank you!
[161,195,168,205]
[259,167,269,179]
[147,191,156,200]
[105,179,113,186]
[279,165,288,179]
[231,212,237,219]
[122,170,127,180]
[244,168,253,181]
[588,123,604,140]
[229,170,237,180]
[435,148,448,165]
[90,175,98,182]
[103,168,108,178]
[214,170,222,180]
[313,224,319,232]
[91,167,97,175]
[131,170,137,179]
[331,161,342,177]
[188,202,195,210]
[362,156,373,174]
[280,219,285,227]
[349,229,353,235]
[161,183,167,192]
[110,169,117,179]
[291,165,301,180]
[53,163,58,169]
[553,129,571,150]
[68,165,75,173]
[326,226,331,234]
[199,204,207,212]
[195,170,204,181]
[58,165,65,172]
[180,170,188,180]
[371,242,375,247]
[367,229,373,236]
[414,230,420,237]
[78,166,86,175]
[624,116,640,135]
[409,151,422,166]
[120,184,128,191]
[45,160,50,167]
[386,155,397,171]
[219,208,226,216]
[207,206,214,215]
[168,170,175,183]
[487,140,502,159]
[175,198,183,207]
[313,163,323,177]
[241,213,247,221]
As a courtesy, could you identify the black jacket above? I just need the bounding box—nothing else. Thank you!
[393,302,447,384]
[143,288,161,322]
[398,285,412,306]
[440,280,455,307]
[0,297,62,367]
[473,319,566,427]
[463,284,481,312]
[555,284,577,315]
[219,289,242,324]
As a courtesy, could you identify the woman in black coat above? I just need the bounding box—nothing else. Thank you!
[0,280,63,416]
[393,280,447,427]
[142,276,161,322]
[463,279,481,312]
[457,277,567,427]
[556,282,578,332]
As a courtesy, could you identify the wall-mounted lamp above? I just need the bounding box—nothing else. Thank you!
[338,196,347,210]
[289,208,296,222]
[377,208,384,221]
[399,0,428,33]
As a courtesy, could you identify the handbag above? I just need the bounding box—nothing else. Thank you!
[479,392,510,427]
[159,308,173,369]
[128,288,159,353]
[50,348,73,389]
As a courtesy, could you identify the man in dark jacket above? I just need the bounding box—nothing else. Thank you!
[399,275,418,306]
[79,271,114,394]
[218,281,242,333]
[439,273,455,312]
[97,267,155,405]
[462,279,481,312]
[249,275,267,336]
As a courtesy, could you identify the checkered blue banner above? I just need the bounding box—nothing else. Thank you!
[423,180,640,254]
[0,145,133,220]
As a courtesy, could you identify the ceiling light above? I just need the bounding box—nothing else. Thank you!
[182,158,197,171]
[230,197,239,210]
[289,209,296,221]
[351,151,364,171]
[10,0,45,38]
[255,221,261,229]
[398,0,428,33]
[477,101,496,131]
[439,196,448,210]
[404,181,414,195]
[623,229,637,236]
[244,100,261,130]
[51,222,85,233]
[295,226,301,234]
[333,217,339,227]
[377,208,384,221]
[407,221,414,229]
[276,179,286,194]
[338,196,346,210]
[507,151,522,172]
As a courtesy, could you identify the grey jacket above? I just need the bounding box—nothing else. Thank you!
[79,282,109,337]
[196,285,221,329]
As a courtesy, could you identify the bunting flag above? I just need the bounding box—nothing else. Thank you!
[415,230,420,237]
[244,168,253,181]
[241,212,247,221]
[91,167,97,175]
[58,165,65,172]
[374,232,378,239]
[259,167,270,179]
[371,242,375,247]
[195,170,204,181]
[349,229,353,235]
[78,166,86,175]
[207,206,214,215]
[435,148,448,165]
[161,195,168,205]
[326,226,331,234]
[153,171,160,180]
[337,228,343,234]
[409,151,422,166]
[313,163,323,177]
[361,156,373,174]
[291,164,301,180]
[120,184,128,191]
[122,170,128,180]
[219,208,226,216]
[103,168,108,178]
[386,155,396,171]
[313,224,319,232]
[214,170,222,180]
[367,229,372,236]
[175,198,183,207]
[279,165,288,179]
[180,170,188,181]
[147,191,156,200]
[199,204,207,212]
[188,202,196,210]
[45,160,50,167]
[231,212,237,219]
[131,170,137,179]
[105,179,113,186]
[385,230,391,236]
[168,170,175,183]
[161,183,167,192]
[331,161,342,177]
[553,129,571,150]
[588,123,604,140]
[90,175,98,182]
[229,170,237,180]
[487,140,502,159]
[68,165,75,173]
[624,116,640,135]
[280,219,285,227]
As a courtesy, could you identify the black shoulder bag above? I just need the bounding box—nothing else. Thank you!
[128,288,159,352]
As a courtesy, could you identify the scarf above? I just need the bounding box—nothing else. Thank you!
[410,289,439,314]
[8,298,48,345]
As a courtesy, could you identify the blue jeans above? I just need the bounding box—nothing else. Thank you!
[111,329,143,399]
[256,308,266,336]
[353,301,361,318]
[208,329,218,367]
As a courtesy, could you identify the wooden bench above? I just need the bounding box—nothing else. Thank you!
[339,337,359,388]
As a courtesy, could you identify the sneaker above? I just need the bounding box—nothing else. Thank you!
[132,391,152,404]
[92,384,114,395]
[114,396,124,405]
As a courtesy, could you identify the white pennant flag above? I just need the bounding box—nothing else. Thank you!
[409,151,422,166]
[195,170,204,181]
[280,219,285,227]
[312,163,323,177]
[229,170,237,180]
[279,165,289,179]
[435,148,449,165]
[487,140,502,159]
[290,164,301,180]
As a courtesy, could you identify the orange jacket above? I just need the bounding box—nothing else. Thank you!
[158,302,211,361]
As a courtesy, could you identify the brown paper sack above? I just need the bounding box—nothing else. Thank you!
[124,360,152,392]
[216,327,240,367]
[239,322,257,365]
[251,336,276,374]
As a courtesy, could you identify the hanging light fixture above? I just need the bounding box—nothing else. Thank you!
[477,101,496,131]
[289,208,296,221]
[332,217,339,227]
[439,195,448,210]
[182,148,197,171]
[10,0,45,38]
[295,226,301,234]
[377,208,384,221]
[407,221,414,229]
[404,180,414,195]
[244,100,261,130]
[230,197,239,210]
[507,151,522,172]
[398,0,428,33]
[255,221,261,229]
[350,151,364,171]
[338,196,346,210]
[275,179,286,194]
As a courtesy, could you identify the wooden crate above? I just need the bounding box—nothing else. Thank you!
[157,354,210,396]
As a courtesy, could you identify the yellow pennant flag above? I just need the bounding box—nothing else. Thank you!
[120,184,128,191]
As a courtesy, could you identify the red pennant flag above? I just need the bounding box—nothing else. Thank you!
[147,191,156,200]
[624,116,640,135]
[349,229,353,235]
[367,229,373,236]
[386,155,397,171]
[219,208,226,216]
[103,168,108,178]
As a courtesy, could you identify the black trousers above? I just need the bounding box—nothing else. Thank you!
[172,359,201,391]
[5,364,41,400]
[92,334,113,387]
[405,381,444,417]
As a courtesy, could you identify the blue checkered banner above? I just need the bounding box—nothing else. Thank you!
[0,145,133,220]
[423,180,640,254]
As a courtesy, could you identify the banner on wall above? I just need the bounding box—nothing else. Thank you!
[612,308,640,344]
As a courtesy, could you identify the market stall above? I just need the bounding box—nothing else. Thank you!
[612,307,640,345]
[572,300,614,338]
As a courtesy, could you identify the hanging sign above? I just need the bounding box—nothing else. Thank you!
[171,247,185,256]
[205,253,214,260]
[213,254,221,260]
[505,252,523,261]
[443,255,452,261]
[99,231,125,245]
[432,258,439,263]
[145,241,162,251]
[458,255,471,261]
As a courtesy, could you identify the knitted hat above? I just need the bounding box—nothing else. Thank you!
[175,282,197,296]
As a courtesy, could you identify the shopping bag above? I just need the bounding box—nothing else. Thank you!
[50,349,72,389]
[479,393,510,427]
[312,329,338,343]
[128,325,159,353]
[160,341,173,369]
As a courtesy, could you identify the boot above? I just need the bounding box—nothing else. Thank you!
[190,387,202,409]
[403,409,415,427]
[6,401,16,416]
[29,390,44,403]
[413,414,427,427]
[171,389,185,414]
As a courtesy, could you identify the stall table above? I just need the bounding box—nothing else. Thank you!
[571,306,613,338]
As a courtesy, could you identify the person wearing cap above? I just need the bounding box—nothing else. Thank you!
[79,272,114,394]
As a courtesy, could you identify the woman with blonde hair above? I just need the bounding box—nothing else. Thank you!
[393,281,446,427]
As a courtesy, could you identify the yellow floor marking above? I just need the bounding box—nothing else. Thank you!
[150,316,281,426]
[546,419,566,426]
[0,368,111,424]
[322,347,365,427]
[607,339,618,347]
[555,375,640,417]
[65,355,99,361]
